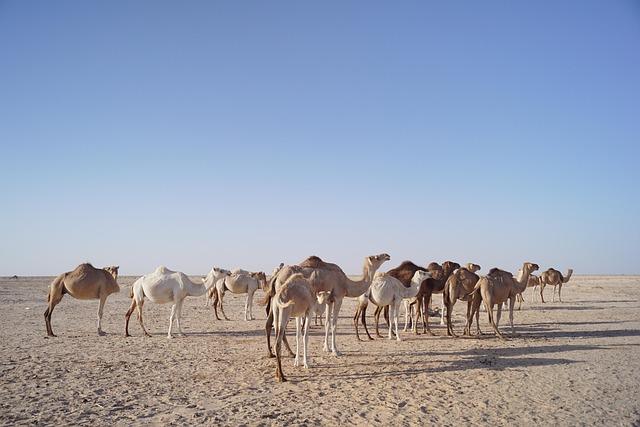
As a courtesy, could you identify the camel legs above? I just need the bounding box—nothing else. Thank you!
[303,313,310,368]
[516,293,523,311]
[486,300,506,340]
[135,299,151,337]
[440,293,446,326]
[496,303,503,327]
[247,290,256,320]
[324,298,342,356]
[374,306,384,338]
[446,298,457,337]
[44,285,64,337]
[353,305,362,341]
[97,295,107,336]
[422,292,434,335]
[175,299,185,336]
[294,317,301,367]
[167,304,177,338]
[218,291,230,320]
[211,289,221,320]
[265,304,295,358]
[124,299,136,337]
[558,284,563,302]
[274,307,287,382]
[509,296,516,336]
[389,301,401,341]
[361,305,373,340]
[540,283,546,303]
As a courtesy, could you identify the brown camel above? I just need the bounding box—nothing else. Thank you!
[264,253,390,357]
[411,261,460,334]
[540,268,573,302]
[44,263,120,337]
[467,262,539,339]
[444,263,482,336]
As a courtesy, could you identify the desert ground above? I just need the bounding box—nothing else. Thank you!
[1,274,639,426]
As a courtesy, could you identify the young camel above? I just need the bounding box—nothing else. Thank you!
[515,273,541,310]
[125,266,214,338]
[209,270,267,321]
[540,268,574,302]
[44,263,120,337]
[444,263,482,337]
[353,270,432,341]
[273,273,332,382]
[467,262,539,339]
[264,253,390,358]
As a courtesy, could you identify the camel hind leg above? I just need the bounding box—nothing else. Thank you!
[353,305,363,341]
[44,277,65,337]
[135,298,151,337]
[124,299,136,337]
[374,306,383,338]
[361,305,373,340]
[558,284,563,302]
[486,301,506,340]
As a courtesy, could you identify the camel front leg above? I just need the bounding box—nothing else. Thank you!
[552,285,557,302]
[323,302,331,352]
[423,294,434,335]
[393,302,401,342]
[175,299,185,336]
[509,297,516,336]
[274,308,286,382]
[294,317,301,367]
[96,295,107,336]
[403,300,410,331]
[361,305,373,340]
[558,284,563,302]
[440,294,446,326]
[248,290,256,320]
[496,303,503,327]
[353,306,362,341]
[244,294,250,321]
[388,303,394,340]
[266,303,275,358]
[303,313,311,368]
[330,298,343,356]
[167,304,176,338]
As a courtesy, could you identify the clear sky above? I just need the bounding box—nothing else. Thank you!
[1,1,639,276]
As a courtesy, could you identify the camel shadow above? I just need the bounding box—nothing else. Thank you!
[520,328,640,340]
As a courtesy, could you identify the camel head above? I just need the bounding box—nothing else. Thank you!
[465,263,481,273]
[366,253,391,271]
[426,262,444,280]
[204,267,231,288]
[523,262,539,274]
[251,271,268,290]
[412,270,432,283]
[316,290,333,305]
[442,261,461,276]
[104,266,119,280]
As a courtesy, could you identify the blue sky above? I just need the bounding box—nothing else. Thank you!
[1,1,639,275]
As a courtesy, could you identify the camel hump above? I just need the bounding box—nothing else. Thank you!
[299,256,325,268]
[154,266,174,275]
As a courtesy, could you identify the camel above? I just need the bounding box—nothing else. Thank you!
[209,270,267,321]
[203,267,231,306]
[264,253,390,358]
[540,268,574,302]
[444,263,482,336]
[273,273,332,382]
[125,266,215,338]
[467,262,539,339]
[514,273,541,309]
[353,270,431,341]
[44,263,120,337]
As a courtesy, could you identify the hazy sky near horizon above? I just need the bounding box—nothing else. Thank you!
[1,1,639,275]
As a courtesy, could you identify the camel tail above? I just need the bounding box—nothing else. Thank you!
[462,278,483,300]
[259,273,279,307]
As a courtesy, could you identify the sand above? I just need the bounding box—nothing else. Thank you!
[1,274,639,425]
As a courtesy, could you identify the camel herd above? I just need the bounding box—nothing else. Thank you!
[43,255,573,382]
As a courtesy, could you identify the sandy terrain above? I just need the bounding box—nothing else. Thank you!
[1,274,639,426]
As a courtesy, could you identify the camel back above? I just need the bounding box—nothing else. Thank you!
[387,261,426,286]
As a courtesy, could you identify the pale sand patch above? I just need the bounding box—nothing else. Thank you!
[1,275,639,425]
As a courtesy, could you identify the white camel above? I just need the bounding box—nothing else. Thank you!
[272,273,332,382]
[357,270,432,341]
[125,266,220,338]
[203,267,231,306]
[208,269,267,321]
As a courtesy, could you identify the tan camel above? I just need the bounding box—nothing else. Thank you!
[444,263,482,336]
[540,268,573,302]
[515,273,541,309]
[273,273,332,382]
[264,253,390,357]
[44,263,120,337]
[467,262,539,339]
[208,271,267,320]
